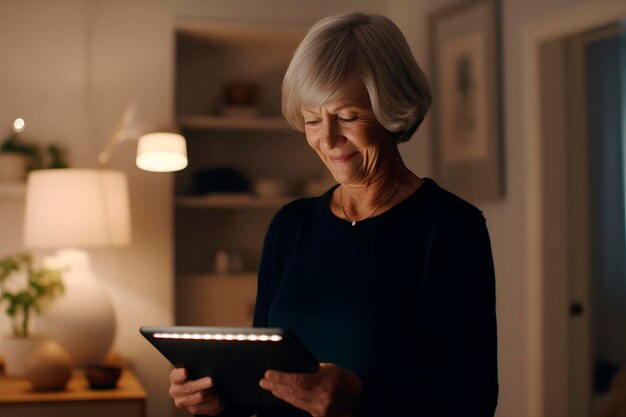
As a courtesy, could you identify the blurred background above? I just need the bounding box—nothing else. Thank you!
[0,1,624,417]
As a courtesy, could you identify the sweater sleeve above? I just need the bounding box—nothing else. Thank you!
[354,210,498,417]
[427,211,499,417]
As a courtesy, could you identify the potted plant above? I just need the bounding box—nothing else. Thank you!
[0,133,40,182]
[0,253,64,376]
[0,118,69,182]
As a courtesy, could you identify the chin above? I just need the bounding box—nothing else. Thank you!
[329,172,356,185]
[322,167,342,184]
[323,163,361,185]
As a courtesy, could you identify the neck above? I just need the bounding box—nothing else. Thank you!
[339,149,411,220]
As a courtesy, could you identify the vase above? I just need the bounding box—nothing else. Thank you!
[33,249,116,368]
[2,335,46,377]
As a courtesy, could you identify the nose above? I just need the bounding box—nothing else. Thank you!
[319,118,344,151]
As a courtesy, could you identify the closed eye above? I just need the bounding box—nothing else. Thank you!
[339,116,357,123]
[304,120,321,126]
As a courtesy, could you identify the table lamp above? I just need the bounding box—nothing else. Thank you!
[23,169,131,367]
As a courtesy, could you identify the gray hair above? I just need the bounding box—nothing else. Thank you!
[282,12,432,143]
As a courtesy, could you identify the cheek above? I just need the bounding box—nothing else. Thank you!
[305,131,324,156]
[349,126,379,150]
[305,132,316,149]
[353,122,394,151]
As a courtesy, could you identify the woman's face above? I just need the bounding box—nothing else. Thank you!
[301,79,395,186]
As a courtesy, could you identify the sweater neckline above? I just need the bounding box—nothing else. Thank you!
[319,177,436,227]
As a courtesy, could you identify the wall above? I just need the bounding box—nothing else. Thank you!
[539,39,570,417]
[0,0,94,328]
[0,1,175,416]
[0,1,604,416]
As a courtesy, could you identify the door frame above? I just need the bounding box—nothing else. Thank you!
[522,1,626,416]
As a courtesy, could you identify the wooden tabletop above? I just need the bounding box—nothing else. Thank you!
[0,369,146,404]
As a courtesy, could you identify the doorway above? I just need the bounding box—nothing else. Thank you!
[536,19,626,417]
[585,25,626,417]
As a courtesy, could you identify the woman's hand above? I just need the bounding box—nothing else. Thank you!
[169,367,225,416]
[259,363,363,417]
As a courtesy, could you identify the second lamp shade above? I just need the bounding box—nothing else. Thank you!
[136,132,188,172]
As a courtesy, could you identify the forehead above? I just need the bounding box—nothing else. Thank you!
[301,78,371,113]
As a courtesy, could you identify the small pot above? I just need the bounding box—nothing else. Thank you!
[0,152,28,182]
[2,335,47,377]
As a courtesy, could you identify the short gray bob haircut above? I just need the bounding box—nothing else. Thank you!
[282,12,432,143]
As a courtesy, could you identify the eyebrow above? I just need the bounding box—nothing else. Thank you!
[302,103,363,114]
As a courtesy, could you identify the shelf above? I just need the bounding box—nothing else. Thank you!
[176,193,297,208]
[0,182,26,198]
[177,115,292,131]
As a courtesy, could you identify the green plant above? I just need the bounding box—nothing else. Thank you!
[0,133,42,170]
[47,145,69,169]
[0,253,65,338]
[1,134,68,170]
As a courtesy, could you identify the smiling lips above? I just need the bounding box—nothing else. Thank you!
[328,152,357,163]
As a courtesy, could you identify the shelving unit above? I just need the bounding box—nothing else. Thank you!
[176,273,258,327]
[176,193,296,209]
[173,21,323,327]
[178,115,291,131]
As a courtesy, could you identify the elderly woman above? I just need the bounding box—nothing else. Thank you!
[169,12,498,417]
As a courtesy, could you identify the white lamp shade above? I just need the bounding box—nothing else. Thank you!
[24,169,131,249]
[136,132,188,172]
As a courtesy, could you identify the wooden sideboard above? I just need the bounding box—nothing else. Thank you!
[0,368,146,417]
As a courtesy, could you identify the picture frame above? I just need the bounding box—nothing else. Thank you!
[429,0,504,201]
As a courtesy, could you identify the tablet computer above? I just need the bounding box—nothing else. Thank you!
[140,326,319,409]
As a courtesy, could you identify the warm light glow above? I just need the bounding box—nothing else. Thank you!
[136,132,188,172]
[153,332,283,342]
[13,118,25,132]
[24,169,131,249]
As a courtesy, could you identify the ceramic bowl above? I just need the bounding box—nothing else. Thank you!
[84,365,122,390]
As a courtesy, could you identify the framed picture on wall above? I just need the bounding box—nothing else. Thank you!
[429,0,504,201]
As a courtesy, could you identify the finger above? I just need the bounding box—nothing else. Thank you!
[176,387,220,409]
[259,379,302,397]
[261,380,315,413]
[260,378,320,404]
[188,399,225,417]
[265,370,316,388]
[170,367,188,384]
[188,393,225,417]
[170,376,214,397]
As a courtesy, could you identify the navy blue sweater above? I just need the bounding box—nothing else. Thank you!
[248,177,498,417]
